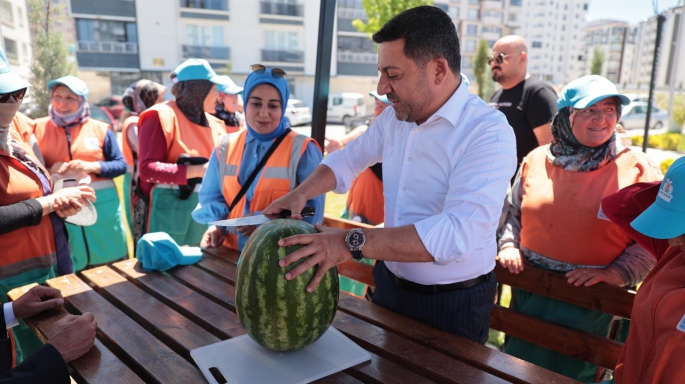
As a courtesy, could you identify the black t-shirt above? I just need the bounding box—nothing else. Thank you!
[489,77,557,165]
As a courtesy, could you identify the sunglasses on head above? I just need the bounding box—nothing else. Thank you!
[0,88,27,103]
[250,64,287,79]
[486,52,521,65]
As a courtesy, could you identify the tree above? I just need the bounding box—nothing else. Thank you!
[472,40,490,99]
[28,0,76,118]
[590,48,605,76]
[352,0,434,40]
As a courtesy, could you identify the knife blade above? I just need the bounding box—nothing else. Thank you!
[209,207,316,227]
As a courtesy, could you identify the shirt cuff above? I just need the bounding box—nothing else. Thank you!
[4,302,18,329]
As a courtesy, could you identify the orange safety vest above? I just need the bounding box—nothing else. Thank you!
[142,100,225,164]
[33,117,111,183]
[10,112,35,143]
[217,129,318,250]
[520,146,661,266]
[345,167,384,225]
[0,137,57,295]
[121,116,138,169]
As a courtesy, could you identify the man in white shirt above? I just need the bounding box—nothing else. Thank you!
[264,5,517,343]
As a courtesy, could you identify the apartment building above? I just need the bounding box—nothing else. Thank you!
[518,0,587,85]
[582,20,630,84]
[0,0,32,81]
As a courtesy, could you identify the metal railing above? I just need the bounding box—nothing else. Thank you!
[337,7,367,19]
[337,51,377,64]
[260,2,303,17]
[261,49,304,63]
[77,41,138,54]
[179,0,229,11]
[182,45,231,60]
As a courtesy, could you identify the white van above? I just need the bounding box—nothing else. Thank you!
[327,93,367,124]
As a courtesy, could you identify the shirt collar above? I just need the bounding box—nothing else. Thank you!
[425,77,469,128]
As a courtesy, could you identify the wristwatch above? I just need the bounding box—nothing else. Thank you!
[345,228,366,261]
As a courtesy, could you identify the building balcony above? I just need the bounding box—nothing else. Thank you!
[76,41,139,70]
[71,0,136,18]
[182,45,231,60]
[77,41,138,54]
[337,7,367,20]
[260,2,303,17]
[261,49,304,63]
[179,0,229,11]
[337,51,377,64]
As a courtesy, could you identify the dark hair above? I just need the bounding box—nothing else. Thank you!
[372,5,460,74]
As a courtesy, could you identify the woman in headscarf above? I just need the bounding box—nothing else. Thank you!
[0,47,95,364]
[120,80,166,232]
[33,75,127,272]
[497,75,662,381]
[135,59,225,247]
[192,65,324,251]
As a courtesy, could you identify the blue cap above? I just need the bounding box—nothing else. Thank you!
[172,58,223,85]
[631,157,685,239]
[557,75,630,110]
[136,232,203,271]
[0,46,31,94]
[47,75,89,99]
[216,75,243,94]
[369,90,390,104]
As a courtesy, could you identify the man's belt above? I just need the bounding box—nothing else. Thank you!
[389,268,493,294]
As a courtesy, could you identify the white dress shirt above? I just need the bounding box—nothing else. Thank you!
[3,302,18,329]
[322,80,517,285]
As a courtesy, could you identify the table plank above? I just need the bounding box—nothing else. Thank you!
[168,265,237,310]
[333,312,508,384]
[80,266,222,359]
[337,295,578,384]
[45,274,205,384]
[8,284,145,384]
[111,259,245,340]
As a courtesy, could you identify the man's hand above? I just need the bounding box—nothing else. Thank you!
[565,267,625,287]
[49,162,66,175]
[200,225,225,248]
[496,247,524,274]
[237,225,257,237]
[324,136,344,155]
[12,286,64,319]
[48,313,97,363]
[263,191,308,220]
[278,224,350,292]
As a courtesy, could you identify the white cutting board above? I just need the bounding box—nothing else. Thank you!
[190,327,371,384]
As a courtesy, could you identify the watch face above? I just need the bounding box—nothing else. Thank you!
[349,232,364,248]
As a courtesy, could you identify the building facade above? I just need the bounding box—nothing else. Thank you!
[1,0,32,81]
[582,19,630,84]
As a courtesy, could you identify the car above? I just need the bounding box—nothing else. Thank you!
[327,93,367,124]
[285,99,312,127]
[96,95,124,119]
[91,105,120,132]
[619,102,669,131]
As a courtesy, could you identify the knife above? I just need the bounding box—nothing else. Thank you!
[209,207,316,227]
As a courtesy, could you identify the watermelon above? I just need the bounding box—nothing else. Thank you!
[235,219,339,351]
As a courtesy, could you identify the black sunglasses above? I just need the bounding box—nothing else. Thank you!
[250,64,287,79]
[486,52,521,65]
[0,88,27,103]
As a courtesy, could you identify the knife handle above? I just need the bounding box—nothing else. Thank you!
[279,206,316,218]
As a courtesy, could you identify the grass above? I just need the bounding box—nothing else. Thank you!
[113,175,134,258]
[488,285,512,348]
[324,191,348,217]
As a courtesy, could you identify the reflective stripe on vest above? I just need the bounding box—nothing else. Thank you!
[217,130,317,249]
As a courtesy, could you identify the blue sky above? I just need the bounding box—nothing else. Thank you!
[586,0,681,23]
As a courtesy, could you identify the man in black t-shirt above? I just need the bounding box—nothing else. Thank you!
[488,35,557,166]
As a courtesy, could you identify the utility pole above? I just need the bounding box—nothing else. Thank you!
[644,14,666,153]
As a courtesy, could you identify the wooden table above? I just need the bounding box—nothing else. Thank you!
[10,248,580,384]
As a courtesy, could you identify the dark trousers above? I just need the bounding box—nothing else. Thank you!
[372,261,496,344]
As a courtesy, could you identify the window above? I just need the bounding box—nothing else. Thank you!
[17,6,23,27]
[532,41,542,48]
[509,13,517,21]
[467,9,478,19]
[265,30,298,51]
[467,24,478,35]
[179,0,228,11]
[0,1,12,25]
[465,40,476,52]
[339,0,362,8]
[434,3,448,12]
[332,97,342,106]
[76,19,137,43]
[186,25,225,46]
[510,0,522,6]
[469,0,478,4]
[482,11,502,18]
[448,7,459,18]
[338,36,375,53]
[3,38,17,60]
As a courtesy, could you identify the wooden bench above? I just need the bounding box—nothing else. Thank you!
[322,215,635,375]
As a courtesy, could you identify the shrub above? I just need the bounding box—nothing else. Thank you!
[630,133,682,151]
[661,158,675,173]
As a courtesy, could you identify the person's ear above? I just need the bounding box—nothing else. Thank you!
[520,51,527,64]
[433,58,450,85]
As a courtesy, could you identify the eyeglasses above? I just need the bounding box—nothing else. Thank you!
[0,88,27,103]
[250,64,287,79]
[486,52,521,65]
